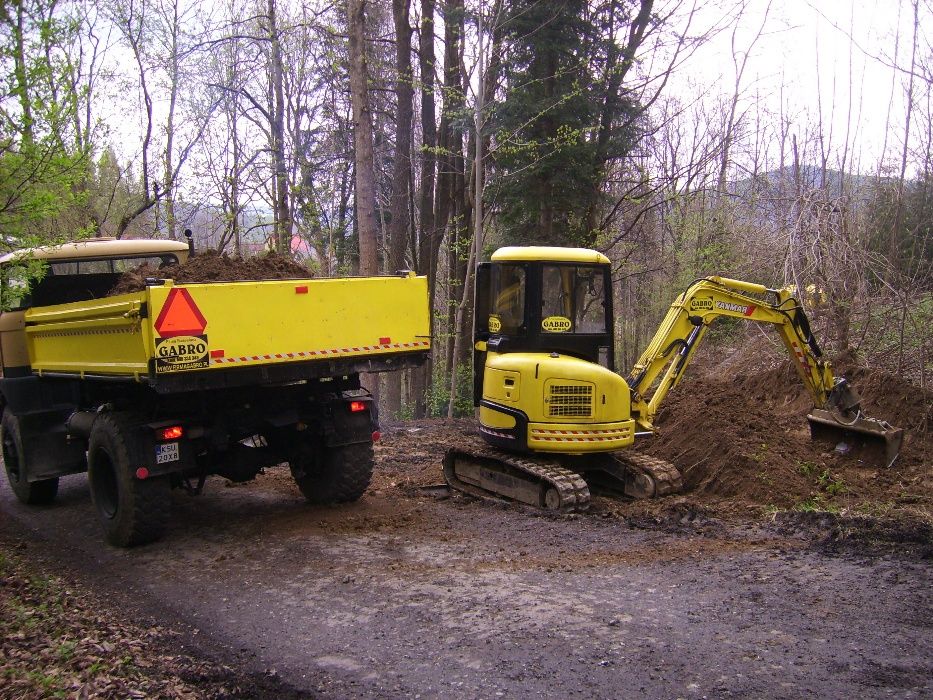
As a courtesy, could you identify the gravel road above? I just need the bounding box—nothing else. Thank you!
[2,451,930,700]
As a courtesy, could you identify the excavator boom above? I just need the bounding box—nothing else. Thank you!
[628,276,903,464]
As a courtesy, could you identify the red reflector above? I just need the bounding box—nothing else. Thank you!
[210,349,225,358]
[372,431,381,442]
[136,467,150,480]
[348,401,367,413]
[160,425,184,440]
[379,336,391,345]
[295,285,308,294]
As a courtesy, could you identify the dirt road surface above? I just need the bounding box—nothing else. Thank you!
[2,423,930,699]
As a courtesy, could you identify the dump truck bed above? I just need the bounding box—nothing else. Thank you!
[24,274,431,393]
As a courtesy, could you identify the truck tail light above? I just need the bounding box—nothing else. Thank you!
[159,425,184,441]
[348,401,367,413]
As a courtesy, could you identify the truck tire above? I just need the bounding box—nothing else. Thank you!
[87,413,170,547]
[291,441,373,504]
[1,409,59,505]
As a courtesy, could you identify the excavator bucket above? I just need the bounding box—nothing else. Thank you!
[807,409,903,467]
[807,379,903,466]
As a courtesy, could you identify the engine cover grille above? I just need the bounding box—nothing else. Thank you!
[547,383,593,418]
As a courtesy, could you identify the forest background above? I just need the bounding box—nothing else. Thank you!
[1,0,930,419]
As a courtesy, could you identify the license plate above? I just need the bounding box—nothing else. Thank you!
[155,442,180,464]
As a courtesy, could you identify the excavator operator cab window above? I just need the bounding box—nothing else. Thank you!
[489,264,526,336]
[541,265,607,335]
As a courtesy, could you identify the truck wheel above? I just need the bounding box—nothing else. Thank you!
[292,441,374,504]
[87,413,170,547]
[1,410,59,505]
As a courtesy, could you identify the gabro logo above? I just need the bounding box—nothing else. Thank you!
[689,298,713,311]
[541,316,572,332]
[157,336,207,362]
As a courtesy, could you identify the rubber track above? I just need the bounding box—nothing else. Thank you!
[610,451,683,497]
[443,436,591,512]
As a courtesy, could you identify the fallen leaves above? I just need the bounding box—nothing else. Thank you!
[0,543,259,699]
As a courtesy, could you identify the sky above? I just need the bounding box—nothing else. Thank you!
[668,0,924,174]
[100,0,927,200]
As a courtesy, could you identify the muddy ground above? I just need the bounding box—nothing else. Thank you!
[2,331,931,698]
[2,397,931,698]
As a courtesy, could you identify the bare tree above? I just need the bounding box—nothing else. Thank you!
[347,0,379,276]
[384,0,415,417]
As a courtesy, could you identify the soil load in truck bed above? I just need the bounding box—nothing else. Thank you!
[107,250,311,295]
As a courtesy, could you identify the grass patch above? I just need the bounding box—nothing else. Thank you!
[793,494,841,514]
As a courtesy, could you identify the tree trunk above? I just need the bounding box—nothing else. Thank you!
[268,0,290,254]
[348,0,381,401]
[411,0,437,418]
[348,0,379,276]
[384,0,415,419]
[448,3,484,418]
[436,0,463,380]
[163,0,180,240]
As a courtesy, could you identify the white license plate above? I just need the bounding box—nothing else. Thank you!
[155,442,180,464]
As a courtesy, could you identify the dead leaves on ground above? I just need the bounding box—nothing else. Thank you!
[0,545,247,699]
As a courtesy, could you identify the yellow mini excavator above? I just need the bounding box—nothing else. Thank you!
[442,246,903,511]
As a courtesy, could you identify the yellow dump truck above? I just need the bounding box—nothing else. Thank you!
[0,238,430,546]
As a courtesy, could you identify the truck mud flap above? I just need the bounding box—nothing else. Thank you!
[321,394,377,447]
[17,411,86,480]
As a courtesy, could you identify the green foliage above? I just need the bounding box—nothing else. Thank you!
[424,363,474,418]
[863,175,933,274]
[490,0,641,247]
[793,494,840,514]
[0,0,92,255]
[817,469,848,497]
[797,461,818,478]
[849,290,933,380]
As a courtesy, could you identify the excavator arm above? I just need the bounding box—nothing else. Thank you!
[628,277,903,464]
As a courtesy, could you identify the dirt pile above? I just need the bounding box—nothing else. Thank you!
[641,360,931,512]
[108,249,310,295]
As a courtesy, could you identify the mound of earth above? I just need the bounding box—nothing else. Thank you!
[108,249,310,295]
[640,360,931,513]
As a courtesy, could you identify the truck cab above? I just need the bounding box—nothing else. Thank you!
[0,238,190,378]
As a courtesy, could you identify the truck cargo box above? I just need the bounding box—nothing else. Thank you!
[25,273,431,393]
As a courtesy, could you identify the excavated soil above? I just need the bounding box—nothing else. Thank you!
[639,360,931,513]
[108,249,310,295]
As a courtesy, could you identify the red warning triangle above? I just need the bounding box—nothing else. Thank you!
[154,288,207,337]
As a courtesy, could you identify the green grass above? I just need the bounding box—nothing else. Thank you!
[793,494,841,514]
[817,469,848,496]
[797,461,819,478]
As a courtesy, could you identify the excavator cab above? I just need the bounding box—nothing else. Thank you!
[475,248,614,366]
[471,247,638,455]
